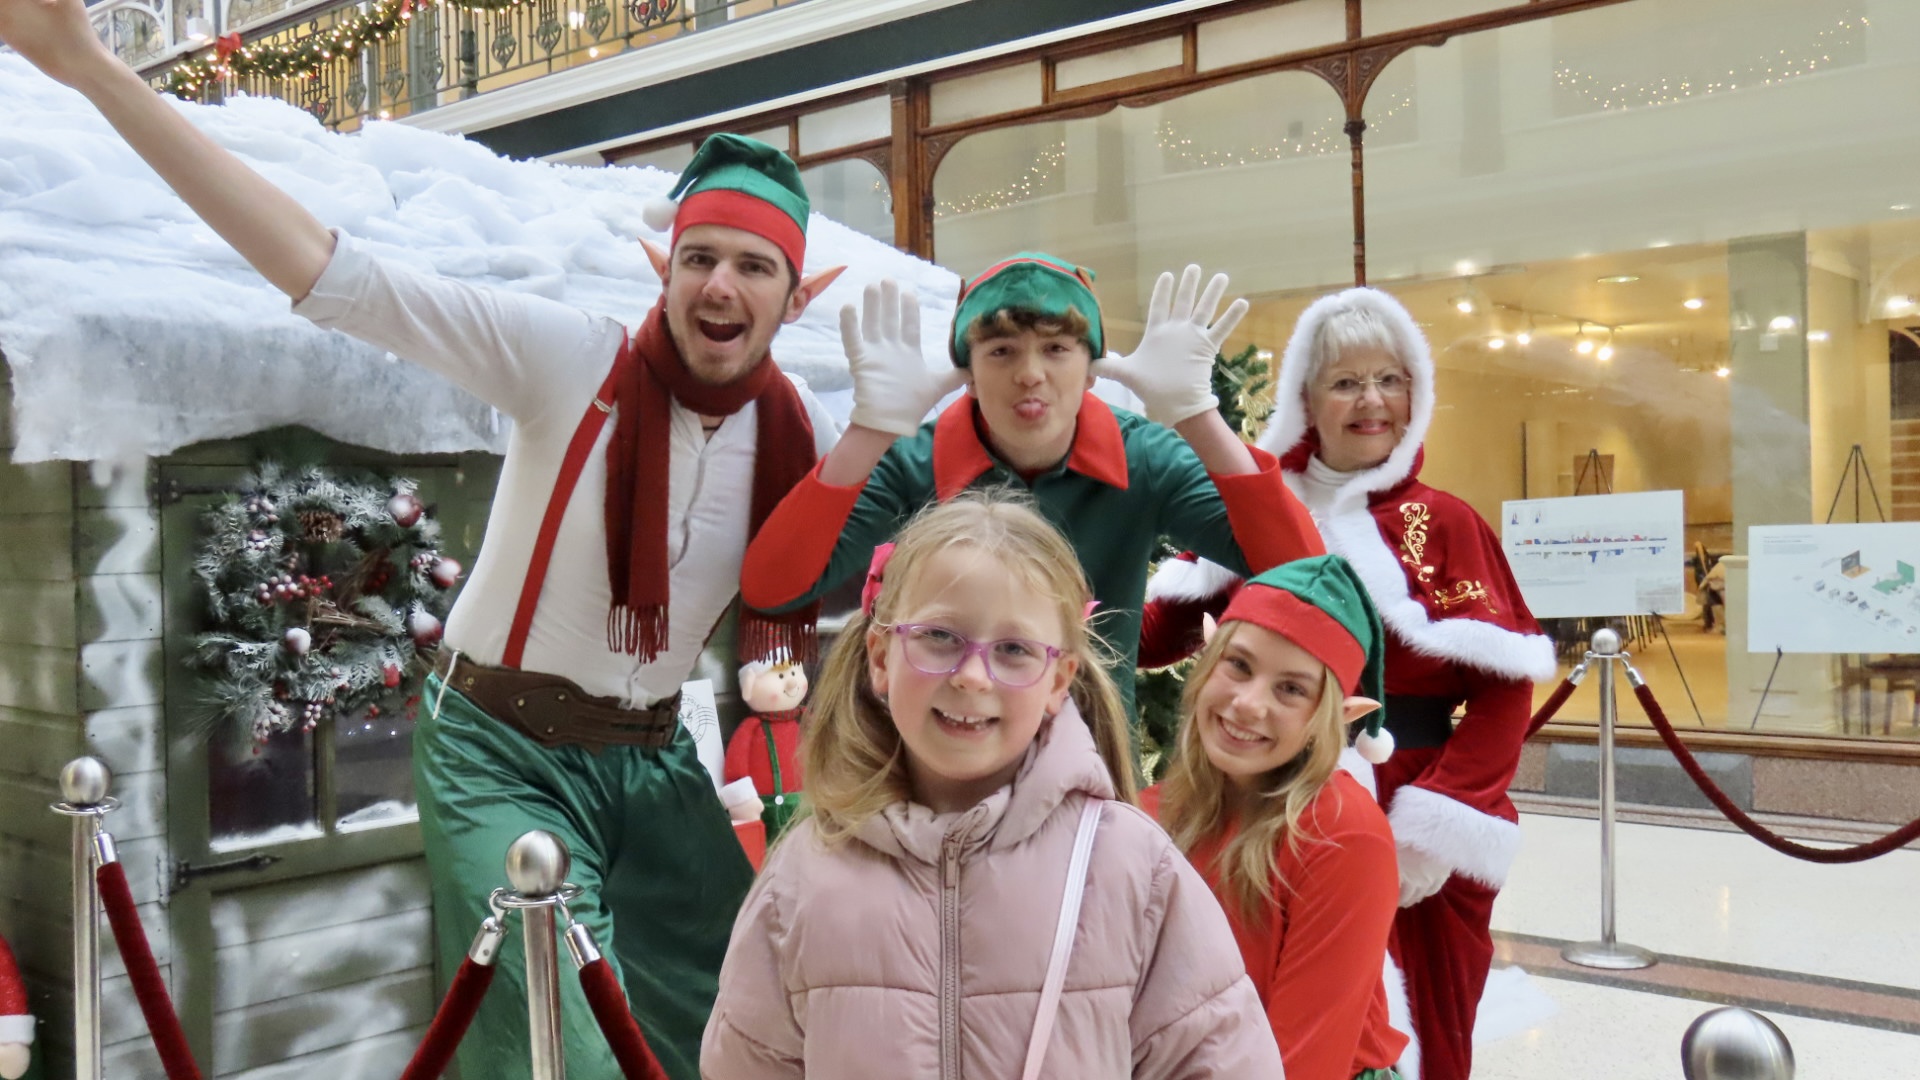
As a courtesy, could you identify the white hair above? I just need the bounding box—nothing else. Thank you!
[1304,303,1408,388]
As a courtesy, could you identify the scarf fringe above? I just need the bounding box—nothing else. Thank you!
[739,613,819,668]
[609,604,670,662]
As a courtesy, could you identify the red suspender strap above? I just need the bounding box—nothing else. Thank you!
[502,340,628,668]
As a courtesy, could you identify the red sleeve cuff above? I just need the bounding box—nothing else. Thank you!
[1211,444,1325,572]
[741,462,866,611]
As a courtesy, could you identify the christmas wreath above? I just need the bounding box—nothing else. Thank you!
[189,464,462,742]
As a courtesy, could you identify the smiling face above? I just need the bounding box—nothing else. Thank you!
[661,223,806,386]
[866,544,1077,814]
[744,662,808,713]
[1191,622,1331,790]
[964,327,1095,474]
[1305,344,1413,473]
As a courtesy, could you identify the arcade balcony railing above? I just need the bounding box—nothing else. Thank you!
[84,0,813,131]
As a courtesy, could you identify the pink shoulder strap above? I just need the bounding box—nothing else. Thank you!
[1021,798,1103,1080]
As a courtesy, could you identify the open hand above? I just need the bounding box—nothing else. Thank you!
[842,279,965,438]
[0,0,120,88]
[1092,264,1249,427]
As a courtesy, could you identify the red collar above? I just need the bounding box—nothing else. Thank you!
[933,391,1130,501]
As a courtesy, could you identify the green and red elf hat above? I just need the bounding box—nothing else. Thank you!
[641,133,811,270]
[949,252,1105,366]
[1218,555,1395,763]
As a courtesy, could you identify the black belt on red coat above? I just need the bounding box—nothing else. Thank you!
[1383,694,1458,749]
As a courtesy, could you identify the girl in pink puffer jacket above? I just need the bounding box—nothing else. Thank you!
[702,493,1282,1079]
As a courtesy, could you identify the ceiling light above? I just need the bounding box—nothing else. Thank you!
[1597,344,1615,361]
[1516,331,1532,346]
[1597,275,1640,284]
[1488,337,1507,350]
[1715,366,1731,378]
[1683,298,1705,310]
[588,46,600,57]
[1452,295,1476,314]
[1894,204,1914,212]
[1807,330,1830,342]
[568,9,585,27]
[1888,296,1917,317]
[1455,260,1477,275]
[1576,338,1595,355]
[1768,315,1797,331]
[1649,240,1673,249]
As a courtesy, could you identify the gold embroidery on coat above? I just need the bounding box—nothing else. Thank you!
[1433,579,1496,613]
[1398,502,1436,583]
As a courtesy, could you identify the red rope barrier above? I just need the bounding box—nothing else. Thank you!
[577,958,670,1080]
[1525,675,1581,739]
[96,862,202,1080]
[399,956,497,1080]
[1633,682,1920,863]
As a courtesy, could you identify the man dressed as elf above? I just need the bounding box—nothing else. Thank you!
[742,256,1325,727]
[0,4,843,1073]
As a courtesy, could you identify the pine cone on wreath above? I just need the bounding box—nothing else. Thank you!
[299,509,345,544]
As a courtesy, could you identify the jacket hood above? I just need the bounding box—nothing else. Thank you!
[853,698,1117,865]
[1257,286,1436,504]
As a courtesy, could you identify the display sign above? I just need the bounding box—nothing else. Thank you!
[677,678,725,788]
[1501,491,1687,618]
[1748,522,1920,653]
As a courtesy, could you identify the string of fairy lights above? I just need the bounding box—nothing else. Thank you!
[1553,13,1865,112]
[158,0,565,98]
[1155,90,1412,170]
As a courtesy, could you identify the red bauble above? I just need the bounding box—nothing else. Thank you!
[407,609,443,647]
[387,492,424,528]
[382,662,402,689]
[429,557,462,589]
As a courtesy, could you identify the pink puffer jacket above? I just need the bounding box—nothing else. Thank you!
[701,703,1283,1079]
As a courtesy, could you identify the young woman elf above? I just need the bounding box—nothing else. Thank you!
[1156,555,1415,1080]
[702,492,1281,1078]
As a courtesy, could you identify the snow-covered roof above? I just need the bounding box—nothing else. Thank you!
[0,54,963,463]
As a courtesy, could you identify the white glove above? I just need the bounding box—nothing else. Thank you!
[842,279,965,438]
[1092,264,1249,427]
[1397,844,1452,908]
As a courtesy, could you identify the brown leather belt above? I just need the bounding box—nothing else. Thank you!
[432,650,682,751]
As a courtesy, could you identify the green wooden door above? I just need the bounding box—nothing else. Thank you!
[158,432,498,1077]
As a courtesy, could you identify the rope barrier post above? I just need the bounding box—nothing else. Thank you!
[50,757,119,1080]
[1682,1006,1795,1079]
[505,831,573,1080]
[1561,629,1657,971]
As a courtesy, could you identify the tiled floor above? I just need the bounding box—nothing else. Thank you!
[1476,810,1920,1076]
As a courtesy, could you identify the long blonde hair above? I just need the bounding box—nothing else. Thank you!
[1159,622,1352,920]
[802,491,1137,845]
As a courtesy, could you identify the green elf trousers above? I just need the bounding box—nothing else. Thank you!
[414,676,754,1080]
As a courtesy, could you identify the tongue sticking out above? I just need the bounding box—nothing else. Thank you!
[699,319,747,343]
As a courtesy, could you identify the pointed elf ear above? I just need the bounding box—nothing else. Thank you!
[784,265,847,323]
[640,238,671,281]
[1342,696,1382,724]
[1201,612,1219,645]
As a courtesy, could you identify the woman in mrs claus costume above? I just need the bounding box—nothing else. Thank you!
[1140,287,1557,1080]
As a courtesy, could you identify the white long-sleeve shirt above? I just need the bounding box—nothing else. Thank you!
[293,231,838,707]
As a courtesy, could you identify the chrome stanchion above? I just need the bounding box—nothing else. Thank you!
[1562,629,1657,970]
[499,831,579,1080]
[1682,1006,1795,1079]
[50,757,119,1080]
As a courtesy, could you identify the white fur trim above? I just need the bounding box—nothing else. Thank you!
[1337,746,1378,798]
[1387,785,1522,889]
[1316,493,1559,683]
[641,196,679,233]
[0,1015,31,1044]
[1383,957,1420,1080]
[1257,287,1436,499]
[1144,555,1240,603]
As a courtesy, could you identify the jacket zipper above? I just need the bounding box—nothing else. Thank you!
[939,832,963,1080]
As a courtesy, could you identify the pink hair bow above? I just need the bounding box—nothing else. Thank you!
[860,543,896,618]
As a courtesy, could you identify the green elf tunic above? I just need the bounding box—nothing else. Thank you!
[740,390,1322,723]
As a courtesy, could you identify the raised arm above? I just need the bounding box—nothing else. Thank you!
[815,278,963,486]
[1,0,333,298]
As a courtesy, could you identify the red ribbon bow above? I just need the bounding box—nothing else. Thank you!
[215,32,243,64]
[860,544,896,619]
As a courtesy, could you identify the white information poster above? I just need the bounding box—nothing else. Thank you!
[1748,522,1920,653]
[1501,491,1687,618]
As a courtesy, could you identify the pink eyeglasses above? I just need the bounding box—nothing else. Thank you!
[886,624,1063,688]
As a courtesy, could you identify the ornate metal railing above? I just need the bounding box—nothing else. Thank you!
[130,0,813,131]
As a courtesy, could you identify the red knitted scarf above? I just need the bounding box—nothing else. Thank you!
[605,303,819,665]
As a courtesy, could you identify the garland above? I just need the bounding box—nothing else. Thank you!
[189,463,461,743]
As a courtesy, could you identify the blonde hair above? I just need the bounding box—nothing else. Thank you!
[1159,622,1351,921]
[801,491,1137,845]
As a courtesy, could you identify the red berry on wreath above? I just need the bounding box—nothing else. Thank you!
[382,662,402,689]
[387,492,424,528]
[429,557,462,589]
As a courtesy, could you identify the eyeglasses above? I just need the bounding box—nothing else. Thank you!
[1319,372,1411,401]
[886,624,1063,688]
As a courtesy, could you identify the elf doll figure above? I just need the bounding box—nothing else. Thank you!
[0,933,32,1080]
[724,652,808,839]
